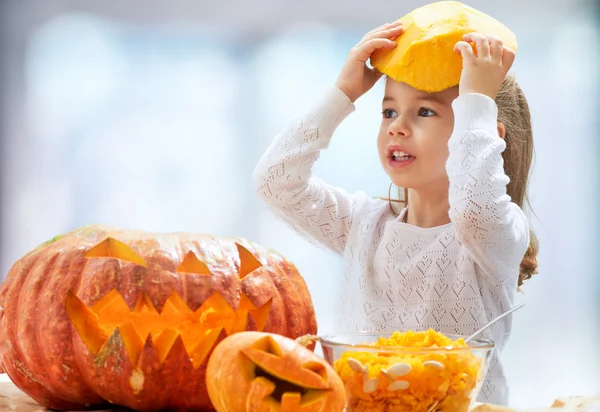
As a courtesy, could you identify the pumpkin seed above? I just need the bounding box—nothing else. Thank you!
[423,360,445,370]
[381,369,395,380]
[347,358,366,373]
[384,362,412,377]
[363,378,379,393]
[387,380,410,391]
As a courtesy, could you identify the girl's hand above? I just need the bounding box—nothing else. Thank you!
[453,33,516,99]
[335,22,404,103]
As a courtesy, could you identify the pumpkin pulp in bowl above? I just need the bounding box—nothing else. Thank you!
[319,329,494,412]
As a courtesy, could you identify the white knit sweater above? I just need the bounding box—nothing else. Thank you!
[252,86,530,405]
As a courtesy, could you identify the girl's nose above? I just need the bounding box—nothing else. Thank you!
[387,118,411,137]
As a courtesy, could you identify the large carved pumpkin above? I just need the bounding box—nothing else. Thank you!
[0,225,317,411]
[206,331,346,412]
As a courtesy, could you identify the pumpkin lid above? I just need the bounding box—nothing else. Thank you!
[370,1,518,92]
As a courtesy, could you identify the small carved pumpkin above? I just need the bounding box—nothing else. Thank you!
[206,331,346,412]
[0,225,317,411]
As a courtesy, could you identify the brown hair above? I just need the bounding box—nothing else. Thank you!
[384,74,538,288]
[495,74,538,288]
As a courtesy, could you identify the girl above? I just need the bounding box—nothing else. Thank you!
[252,21,537,405]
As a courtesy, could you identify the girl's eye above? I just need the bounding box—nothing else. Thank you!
[419,107,437,117]
[382,109,398,119]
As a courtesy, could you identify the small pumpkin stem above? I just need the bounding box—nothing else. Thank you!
[295,334,319,348]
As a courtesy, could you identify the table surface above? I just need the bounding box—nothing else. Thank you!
[0,374,598,412]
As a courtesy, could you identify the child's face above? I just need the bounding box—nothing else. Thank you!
[377,79,458,193]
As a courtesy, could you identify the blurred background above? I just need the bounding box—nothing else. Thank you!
[0,0,598,408]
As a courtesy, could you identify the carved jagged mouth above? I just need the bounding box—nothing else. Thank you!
[254,366,311,402]
[66,290,272,368]
[65,236,271,368]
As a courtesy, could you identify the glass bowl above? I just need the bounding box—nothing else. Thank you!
[319,330,494,412]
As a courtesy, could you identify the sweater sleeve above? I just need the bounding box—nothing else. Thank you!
[252,87,377,254]
[446,93,530,283]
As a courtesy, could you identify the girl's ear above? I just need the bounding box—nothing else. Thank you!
[497,122,506,139]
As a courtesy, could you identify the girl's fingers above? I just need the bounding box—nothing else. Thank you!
[358,25,404,47]
[459,32,515,68]
[463,32,490,59]
[453,40,476,63]
[502,46,516,69]
[367,66,385,80]
[354,38,397,62]
[487,35,504,62]
[360,21,402,41]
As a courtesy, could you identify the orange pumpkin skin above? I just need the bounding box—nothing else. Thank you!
[0,225,317,411]
[206,331,346,412]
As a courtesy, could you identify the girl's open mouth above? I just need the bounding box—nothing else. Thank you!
[388,149,415,168]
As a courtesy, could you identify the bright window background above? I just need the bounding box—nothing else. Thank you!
[1,1,598,408]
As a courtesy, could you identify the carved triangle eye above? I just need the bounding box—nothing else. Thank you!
[85,237,147,267]
[302,361,329,383]
[251,335,283,357]
[177,251,212,275]
[236,243,262,279]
